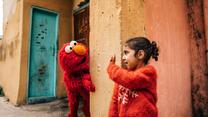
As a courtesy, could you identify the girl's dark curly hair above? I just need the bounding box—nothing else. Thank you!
[125,37,159,64]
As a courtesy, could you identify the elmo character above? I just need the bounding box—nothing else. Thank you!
[59,40,95,117]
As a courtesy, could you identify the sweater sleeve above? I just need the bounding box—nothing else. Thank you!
[107,63,156,90]
[108,84,119,117]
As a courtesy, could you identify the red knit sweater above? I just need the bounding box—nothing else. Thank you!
[107,63,158,117]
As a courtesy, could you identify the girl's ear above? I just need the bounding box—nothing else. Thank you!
[136,50,145,60]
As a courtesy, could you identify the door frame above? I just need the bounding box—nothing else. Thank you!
[73,2,89,14]
[27,6,59,104]
[73,2,89,46]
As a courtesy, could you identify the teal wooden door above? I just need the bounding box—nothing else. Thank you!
[28,7,59,103]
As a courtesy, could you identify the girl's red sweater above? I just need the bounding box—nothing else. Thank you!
[107,63,158,117]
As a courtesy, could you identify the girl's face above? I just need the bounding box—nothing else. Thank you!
[122,45,140,70]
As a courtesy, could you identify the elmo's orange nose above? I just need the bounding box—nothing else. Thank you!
[73,44,87,55]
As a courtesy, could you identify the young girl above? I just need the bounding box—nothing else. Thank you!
[107,37,159,117]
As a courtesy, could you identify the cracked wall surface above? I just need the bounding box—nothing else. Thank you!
[187,0,208,116]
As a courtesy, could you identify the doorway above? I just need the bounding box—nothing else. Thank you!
[28,7,59,103]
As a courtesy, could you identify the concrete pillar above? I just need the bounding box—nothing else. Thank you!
[120,0,146,44]
[90,0,121,116]
[90,0,145,116]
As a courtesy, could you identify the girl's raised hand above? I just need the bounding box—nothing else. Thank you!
[110,55,116,64]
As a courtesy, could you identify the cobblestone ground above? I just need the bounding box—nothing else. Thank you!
[0,97,84,117]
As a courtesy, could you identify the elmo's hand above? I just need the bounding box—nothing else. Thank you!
[82,74,96,92]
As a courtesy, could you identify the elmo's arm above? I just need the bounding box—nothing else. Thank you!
[107,63,156,90]
[108,84,119,117]
[82,74,95,92]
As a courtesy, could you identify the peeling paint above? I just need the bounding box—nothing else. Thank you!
[9,41,14,57]
[0,43,7,61]
[0,38,20,61]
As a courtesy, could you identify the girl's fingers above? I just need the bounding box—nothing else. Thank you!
[110,57,113,62]
[113,55,116,62]
[110,55,116,63]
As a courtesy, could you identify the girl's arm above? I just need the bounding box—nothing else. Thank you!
[107,63,156,90]
[108,84,119,117]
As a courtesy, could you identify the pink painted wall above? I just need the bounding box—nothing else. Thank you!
[145,0,192,117]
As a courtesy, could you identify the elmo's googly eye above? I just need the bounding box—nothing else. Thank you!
[70,40,77,47]
[65,45,73,53]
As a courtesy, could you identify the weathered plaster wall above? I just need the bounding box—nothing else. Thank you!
[187,0,208,116]
[145,0,192,116]
[0,0,23,105]
[90,0,121,116]
[204,0,208,63]
[17,0,73,104]
[3,0,19,25]
[121,0,146,44]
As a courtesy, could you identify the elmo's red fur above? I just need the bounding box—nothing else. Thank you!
[59,42,95,117]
